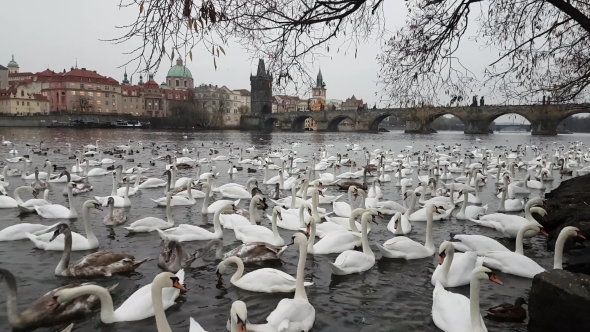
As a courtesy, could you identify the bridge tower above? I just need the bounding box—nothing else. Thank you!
[312,68,326,100]
[250,59,273,115]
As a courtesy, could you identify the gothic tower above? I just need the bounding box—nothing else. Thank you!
[250,59,273,115]
[312,68,326,100]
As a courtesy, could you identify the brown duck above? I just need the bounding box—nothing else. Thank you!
[485,297,527,322]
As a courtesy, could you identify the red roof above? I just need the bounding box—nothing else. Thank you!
[143,79,160,89]
[45,68,119,86]
[234,89,251,96]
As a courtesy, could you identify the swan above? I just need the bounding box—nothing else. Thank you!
[469,197,545,238]
[497,182,524,212]
[431,241,479,287]
[35,182,78,219]
[270,181,308,208]
[329,211,377,275]
[103,197,128,226]
[201,182,240,214]
[46,163,85,183]
[408,191,454,222]
[48,223,150,277]
[125,192,175,232]
[0,166,10,186]
[156,201,234,242]
[135,168,167,189]
[220,195,264,230]
[432,267,503,332]
[234,205,284,246]
[451,233,511,255]
[216,256,313,293]
[277,203,312,231]
[52,270,186,323]
[219,178,258,199]
[455,190,488,220]
[332,186,358,217]
[261,233,315,332]
[70,158,84,173]
[196,238,288,264]
[367,178,383,199]
[31,168,48,190]
[158,238,197,273]
[26,200,101,251]
[83,158,109,176]
[525,174,544,189]
[386,211,413,235]
[154,178,196,206]
[96,177,132,208]
[377,204,440,259]
[17,188,50,213]
[0,186,36,209]
[0,268,118,330]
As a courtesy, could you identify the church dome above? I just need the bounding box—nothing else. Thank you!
[167,57,192,79]
[7,55,18,68]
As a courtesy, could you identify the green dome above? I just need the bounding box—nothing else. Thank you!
[160,82,172,90]
[7,55,18,68]
[167,57,192,78]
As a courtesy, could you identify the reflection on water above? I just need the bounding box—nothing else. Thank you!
[0,128,586,332]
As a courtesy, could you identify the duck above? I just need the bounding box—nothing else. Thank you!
[195,238,288,263]
[234,205,284,246]
[103,197,128,226]
[377,204,440,259]
[0,186,36,209]
[260,233,315,332]
[26,200,101,251]
[51,270,186,323]
[485,297,527,322]
[329,211,378,275]
[48,223,150,277]
[156,201,235,242]
[432,267,503,332]
[216,256,313,293]
[0,268,118,330]
[18,189,51,213]
[431,241,479,287]
[158,238,197,273]
[34,182,78,219]
[125,191,175,232]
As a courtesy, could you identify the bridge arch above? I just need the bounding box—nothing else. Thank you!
[263,117,279,131]
[368,113,394,132]
[423,112,468,131]
[327,115,355,131]
[555,107,590,123]
[291,115,317,131]
[556,108,590,133]
[483,111,533,131]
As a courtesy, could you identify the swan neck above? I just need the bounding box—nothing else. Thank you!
[424,208,435,252]
[13,187,25,205]
[83,205,98,245]
[290,186,296,208]
[4,278,22,327]
[294,241,308,300]
[461,192,468,213]
[202,184,211,214]
[249,198,257,224]
[165,194,174,225]
[213,208,223,236]
[469,278,483,331]
[349,209,361,232]
[308,217,316,253]
[270,210,280,238]
[74,286,116,323]
[110,174,117,196]
[152,281,172,332]
[361,215,373,256]
[554,230,568,269]
[56,229,72,274]
[228,257,245,282]
[67,186,76,217]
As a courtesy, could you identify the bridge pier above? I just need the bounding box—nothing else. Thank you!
[404,120,433,133]
[464,119,491,134]
[531,119,558,135]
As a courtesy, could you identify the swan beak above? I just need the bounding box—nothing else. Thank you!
[439,253,446,265]
[540,228,549,237]
[306,224,311,234]
[33,191,38,198]
[457,192,463,199]
[489,274,503,285]
[319,191,325,197]
[47,298,60,310]
[277,212,282,221]
[173,280,187,291]
[237,316,248,332]
[353,194,358,201]
[371,215,378,225]
[578,232,587,240]
[378,212,385,219]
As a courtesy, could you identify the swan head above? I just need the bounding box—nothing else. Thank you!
[348,185,358,194]
[162,239,180,263]
[49,223,70,242]
[403,190,415,201]
[272,206,282,220]
[559,226,586,241]
[289,232,308,246]
[530,207,548,220]
[83,199,103,211]
[437,241,455,265]
[472,266,503,285]
[365,208,385,220]
[153,272,187,292]
[230,301,248,332]
[457,189,469,199]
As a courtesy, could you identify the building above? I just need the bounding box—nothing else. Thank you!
[6,55,19,74]
[250,59,273,114]
[342,95,367,110]
[193,84,249,127]
[273,95,301,113]
[0,64,7,89]
[0,84,50,115]
[166,57,194,90]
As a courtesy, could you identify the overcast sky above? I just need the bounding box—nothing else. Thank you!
[1,0,528,122]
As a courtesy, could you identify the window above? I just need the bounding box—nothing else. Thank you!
[16,101,19,105]
[175,94,179,99]
[105,101,109,106]
[113,103,116,107]
[71,91,76,95]
[89,92,93,97]
[88,85,93,89]
[184,80,187,87]
[20,90,24,97]
[97,100,101,105]
[80,84,85,89]
[69,83,75,87]
[97,107,101,112]
[124,105,127,109]
[175,80,179,86]
[37,102,39,106]
[234,109,238,114]
[27,102,29,106]
[105,93,109,98]
[79,91,85,96]
[104,86,109,90]
[97,92,101,97]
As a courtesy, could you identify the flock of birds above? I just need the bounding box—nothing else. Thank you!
[0,135,588,332]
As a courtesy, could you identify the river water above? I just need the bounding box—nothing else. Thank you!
[0,128,586,332]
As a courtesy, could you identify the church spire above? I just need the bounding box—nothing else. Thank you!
[122,68,129,85]
[256,59,267,76]
[316,68,324,88]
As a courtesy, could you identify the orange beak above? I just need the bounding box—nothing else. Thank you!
[238,321,247,332]
[439,253,446,265]
[578,233,587,240]
[353,194,358,201]
[540,229,549,237]
[306,224,311,234]
[173,280,187,291]
[489,274,503,285]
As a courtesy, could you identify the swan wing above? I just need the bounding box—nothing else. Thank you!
[189,317,207,332]
[34,204,71,219]
[266,298,315,331]
[432,282,472,332]
[484,251,545,278]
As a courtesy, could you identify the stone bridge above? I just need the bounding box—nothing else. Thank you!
[255,104,590,135]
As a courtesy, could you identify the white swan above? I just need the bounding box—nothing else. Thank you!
[432,266,502,332]
[262,233,315,332]
[377,204,440,259]
[70,158,84,173]
[135,168,167,189]
[96,177,132,208]
[277,203,311,231]
[455,190,488,220]
[497,182,524,212]
[451,233,511,256]
[200,183,240,214]
[234,206,284,246]
[153,178,196,206]
[431,241,478,287]
[83,158,109,176]
[332,186,358,218]
[329,211,377,275]
[216,256,313,293]
[26,200,101,251]
[0,186,36,209]
[156,201,234,242]
[219,178,258,199]
[220,195,263,230]
[125,192,175,232]
[35,183,78,219]
[17,189,51,213]
[469,197,545,238]
[52,270,186,323]
[409,191,454,222]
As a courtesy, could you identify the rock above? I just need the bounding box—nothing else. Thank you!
[529,270,590,331]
